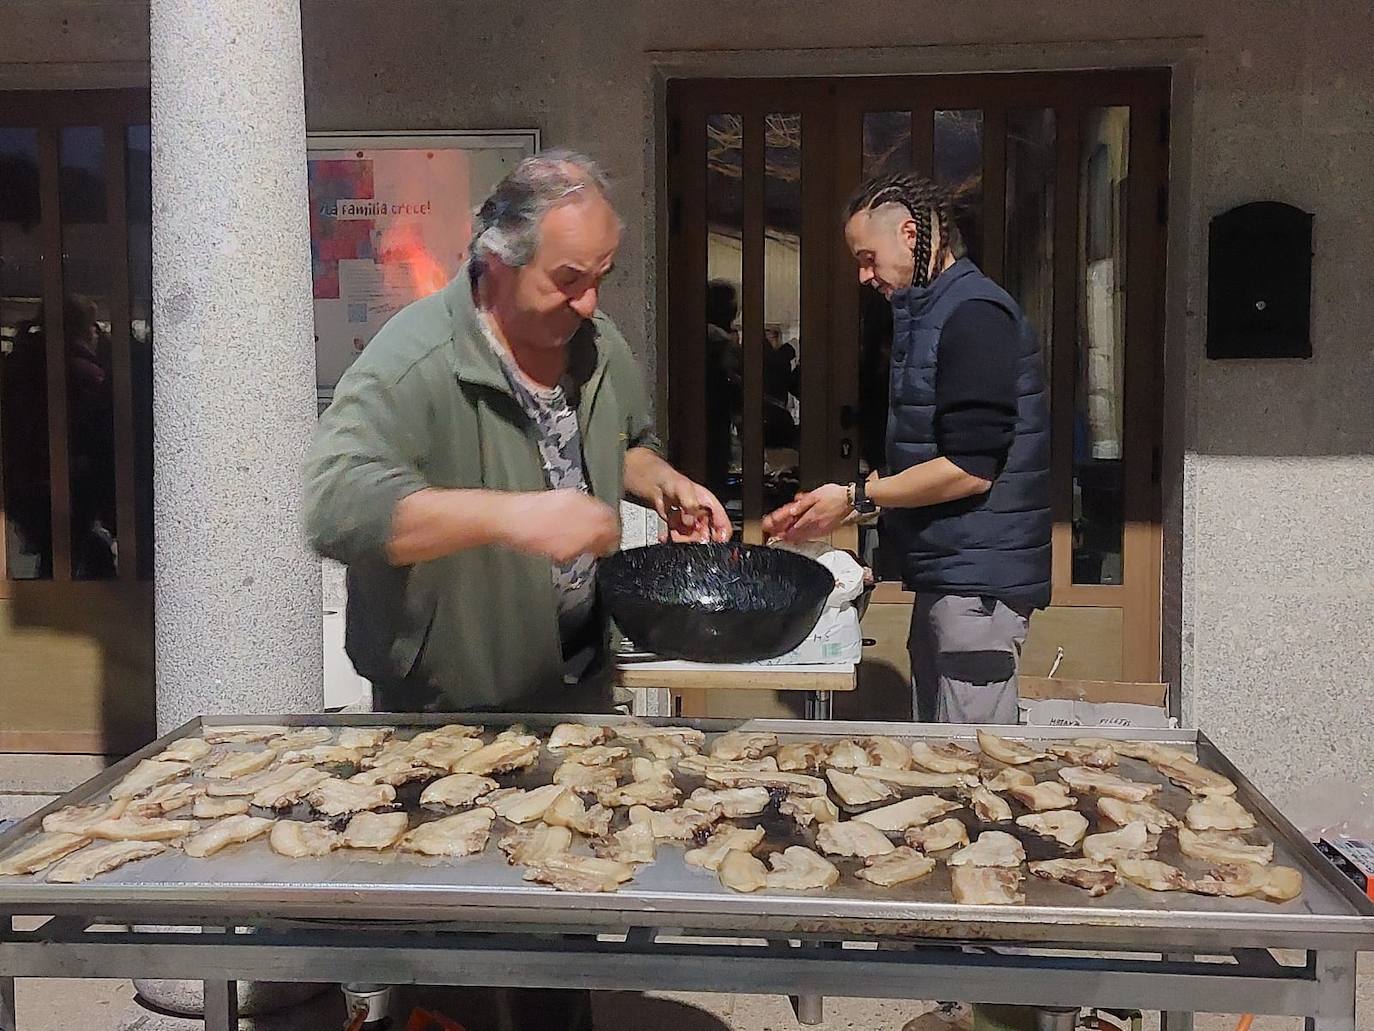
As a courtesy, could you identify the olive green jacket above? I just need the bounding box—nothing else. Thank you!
[303,268,658,711]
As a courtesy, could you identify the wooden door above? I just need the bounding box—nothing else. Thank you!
[666,71,1169,697]
[0,90,154,752]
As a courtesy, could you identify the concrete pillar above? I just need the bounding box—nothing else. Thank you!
[150,0,322,732]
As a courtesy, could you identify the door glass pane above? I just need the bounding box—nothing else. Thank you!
[59,126,118,580]
[705,113,743,537]
[1004,108,1056,388]
[863,111,912,178]
[0,128,50,579]
[1074,106,1129,585]
[934,109,984,267]
[127,124,153,580]
[763,113,801,517]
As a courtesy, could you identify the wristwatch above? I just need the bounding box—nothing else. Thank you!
[849,479,878,516]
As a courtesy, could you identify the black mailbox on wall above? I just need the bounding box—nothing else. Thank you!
[1207,201,1314,359]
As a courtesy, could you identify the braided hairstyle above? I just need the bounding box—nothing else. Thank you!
[845,173,964,288]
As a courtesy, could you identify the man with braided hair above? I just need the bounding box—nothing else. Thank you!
[765,172,1051,725]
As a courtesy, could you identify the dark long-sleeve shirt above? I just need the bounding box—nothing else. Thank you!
[934,299,1019,481]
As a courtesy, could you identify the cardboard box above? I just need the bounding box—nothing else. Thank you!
[1018,676,1172,729]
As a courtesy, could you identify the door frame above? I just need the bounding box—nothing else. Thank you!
[662,70,1169,682]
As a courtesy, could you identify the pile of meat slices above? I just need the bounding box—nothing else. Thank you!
[0,723,1302,905]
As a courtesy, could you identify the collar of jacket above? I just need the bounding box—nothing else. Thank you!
[889,256,980,320]
[443,262,606,400]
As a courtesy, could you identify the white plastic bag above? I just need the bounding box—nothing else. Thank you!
[769,540,866,608]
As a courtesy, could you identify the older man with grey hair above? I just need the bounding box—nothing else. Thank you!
[305,150,729,720]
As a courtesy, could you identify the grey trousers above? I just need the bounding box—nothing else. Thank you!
[908,593,1030,725]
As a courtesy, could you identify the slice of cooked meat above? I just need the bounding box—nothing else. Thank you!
[948,831,1025,868]
[816,820,896,858]
[598,779,681,810]
[342,811,409,850]
[611,725,706,746]
[630,757,675,784]
[591,821,657,865]
[855,795,962,832]
[779,794,840,827]
[110,759,191,797]
[1178,828,1273,866]
[1112,741,1192,765]
[194,796,250,819]
[825,740,874,770]
[1016,810,1089,849]
[1185,795,1257,832]
[432,723,485,740]
[975,731,1048,766]
[183,814,275,857]
[685,825,766,870]
[1189,862,1271,898]
[155,738,212,763]
[951,866,1024,905]
[269,820,344,858]
[126,782,205,817]
[350,762,445,788]
[201,725,288,744]
[1057,767,1160,803]
[397,808,495,857]
[641,735,701,760]
[407,738,485,773]
[1116,857,1193,892]
[542,791,613,837]
[268,727,334,750]
[1098,797,1180,834]
[423,780,505,813]
[909,741,980,774]
[1258,865,1303,902]
[523,854,636,892]
[47,841,165,883]
[451,735,541,776]
[548,723,609,751]
[552,761,620,798]
[863,737,912,770]
[627,804,719,841]
[858,767,979,790]
[1009,782,1077,812]
[0,832,91,876]
[982,768,1035,792]
[250,767,332,809]
[706,768,826,796]
[43,799,131,835]
[1082,822,1155,863]
[1156,758,1237,797]
[203,763,308,798]
[202,750,277,781]
[278,745,365,767]
[718,850,770,893]
[86,815,196,843]
[685,787,770,818]
[904,818,969,854]
[483,785,568,825]
[826,769,894,807]
[971,786,1013,823]
[856,846,936,887]
[1047,742,1118,769]
[678,755,779,777]
[1030,858,1118,897]
[556,745,628,768]
[709,730,778,761]
[776,742,829,771]
[498,824,574,865]
[338,727,395,751]
[765,846,840,890]
[305,778,397,817]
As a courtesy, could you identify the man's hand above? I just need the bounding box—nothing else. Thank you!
[762,482,852,543]
[499,489,621,563]
[652,473,732,543]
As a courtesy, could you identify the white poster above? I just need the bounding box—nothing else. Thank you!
[307,132,538,399]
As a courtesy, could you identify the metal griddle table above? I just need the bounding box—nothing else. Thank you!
[2,714,1371,1031]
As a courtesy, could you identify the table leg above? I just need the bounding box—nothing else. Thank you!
[203,978,238,1031]
[790,992,824,1025]
[1160,952,1193,1031]
[1306,951,1356,1031]
[805,691,833,721]
[1,976,16,1031]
